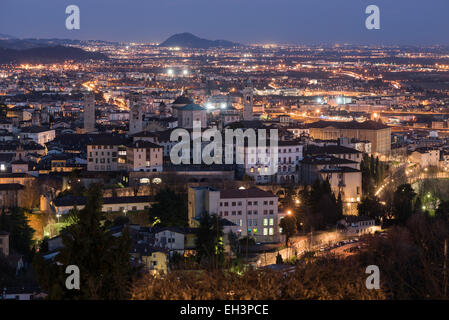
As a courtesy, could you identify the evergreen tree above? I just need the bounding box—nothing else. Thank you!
[0,207,34,256]
[392,184,416,224]
[34,184,135,299]
[195,212,224,269]
[148,188,187,227]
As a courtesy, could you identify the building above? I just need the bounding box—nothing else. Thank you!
[126,140,163,172]
[0,231,9,256]
[19,126,55,146]
[86,135,128,171]
[0,183,25,208]
[243,140,303,184]
[83,92,96,133]
[129,93,143,135]
[242,79,254,121]
[307,120,391,155]
[131,244,169,275]
[301,155,362,214]
[188,186,280,243]
[304,144,362,163]
[409,147,440,168]
[51,195,154,215]
[320,167,362,215]
[338,216,378,235]
[177,103,207,129]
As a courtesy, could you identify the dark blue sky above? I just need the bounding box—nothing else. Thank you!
[1,0,448,45]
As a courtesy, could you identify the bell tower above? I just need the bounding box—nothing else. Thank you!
[129,93,143,135]
[243,79,254,121]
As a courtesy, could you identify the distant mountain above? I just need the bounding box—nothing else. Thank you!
[0,34,16,40]
[159,32,240,49]
[0,45,108,64]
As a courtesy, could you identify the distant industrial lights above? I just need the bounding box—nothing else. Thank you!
[220,103,226,109]
[316,97,323,104]
[167,69,174,76]
[336,97,343,104]
[183,69,188,75]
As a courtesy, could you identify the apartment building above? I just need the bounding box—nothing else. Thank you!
[126,141,163,172]
[188,186,280,243]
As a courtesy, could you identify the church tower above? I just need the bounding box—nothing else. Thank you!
[243,79,254,121]
[129,93,143,135]
[84,92,96,133]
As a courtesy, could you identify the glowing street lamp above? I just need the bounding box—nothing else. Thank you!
[287,210,292,215]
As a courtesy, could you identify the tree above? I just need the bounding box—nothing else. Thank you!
[0,207,35,256]
[357,196,386,222]
[436,200,449,219]
[392,184,416,224]
[228,231,241,258]
[33,184,136,299]
[148,188,187,227]
[195,212,224,269]
[279,215,297,247]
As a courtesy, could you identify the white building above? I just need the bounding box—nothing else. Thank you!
[409,148,440,168]
[188,186,280,243]
[19,126,55,146]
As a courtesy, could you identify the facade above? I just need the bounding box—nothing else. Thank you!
[338,216,378,235]
[301,155,362,214]
[87,135,128,171]
[0,183,25,208]
[19,126,55,146]
[307,120,391,155]
[51,195,154,215]
[409,148,440,168]
[83,92,96,133]
[126,140,163,172]
[177,103,207,129]
[243,140,303,184]
[129,93,144,135]
[242,79,254,121]
[188,186,280,243]
[0,231,9,256]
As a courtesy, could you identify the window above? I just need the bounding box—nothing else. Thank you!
[269,228,274,236]
[238,211,242,215]
[263,228,268,236]
[269,218,274,226]
[232,202,236,206]
[224,202,228,207]
[238,201,242,206]
[264,210,268,215]
[232,211,236,216]
[224,211,228,216]
[253,210,258,215]
[248,210,252,215]
[264,201,268,205]
[263,219,268,226]
[248,201,252,205]
[269,200,273,205]
[253,201,258,205]
[253,219,257,226]
[269,210,274,215]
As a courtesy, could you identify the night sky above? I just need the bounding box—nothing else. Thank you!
[1,0,448,45]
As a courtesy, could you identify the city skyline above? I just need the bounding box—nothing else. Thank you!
[1,0,449,45]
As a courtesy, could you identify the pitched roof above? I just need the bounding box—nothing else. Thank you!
[178,103,206,111]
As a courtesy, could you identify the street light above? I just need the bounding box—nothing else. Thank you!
[56,213,61,223]
[287,210,292,215]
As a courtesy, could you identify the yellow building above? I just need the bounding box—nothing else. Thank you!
[307,120,391,155]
